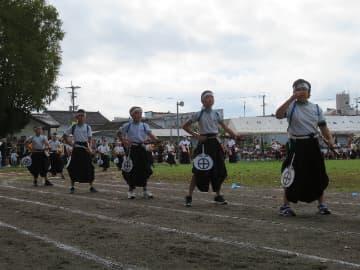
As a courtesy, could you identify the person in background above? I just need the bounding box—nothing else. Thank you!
[118,106,159,199]
[25,126,52,186]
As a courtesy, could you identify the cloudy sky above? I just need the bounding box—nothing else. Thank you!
[47,0,360,120]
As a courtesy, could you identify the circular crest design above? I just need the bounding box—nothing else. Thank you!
[21,156,32,167]
[280,166,295,188]
[121,157,133,173]
[193,154,214,171]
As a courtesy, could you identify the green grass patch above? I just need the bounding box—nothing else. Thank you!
[1,159,359,191]
[152,160,360,191]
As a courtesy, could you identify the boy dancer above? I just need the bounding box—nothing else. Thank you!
[183,90,240,207]
[49,133,65,179]
[97,139,111,171]
[179,136,191,164]
[64,109,96,194]
[25,126,52,186]
[113,141,125,170]
[275,79,333,216]
[118,106,158,199]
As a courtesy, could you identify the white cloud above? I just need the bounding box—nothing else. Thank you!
[48,0,360,120]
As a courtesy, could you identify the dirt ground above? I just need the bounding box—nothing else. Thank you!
[0,168,360,270]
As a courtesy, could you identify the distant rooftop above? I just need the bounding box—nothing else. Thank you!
[44,110,109,126]
[31,113,60,127]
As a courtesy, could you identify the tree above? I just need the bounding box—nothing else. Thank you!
[0,0,64,137]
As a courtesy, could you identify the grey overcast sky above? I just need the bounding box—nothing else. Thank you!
[47,0,360,120]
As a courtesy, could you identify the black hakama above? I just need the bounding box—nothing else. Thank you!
[122,144,152,188]
[28,151,49,178]
[157,146,164,163]
[282,138,329,203]
[192,136,227,192]
[100,154,110,170]
[166,152,176,165]
[49,152,64,175]
[115,154,124,170]
[67,146,94,183]
[228,146,237,163]
[180,151,191,164]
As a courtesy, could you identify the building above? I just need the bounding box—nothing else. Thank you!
[12,113,60,137]
[326,92,358,116]
[10,110,109,139]
[228,116,360,145]
[44,110,109,134]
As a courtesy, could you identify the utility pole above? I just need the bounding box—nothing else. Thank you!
[261,94,266,116]
[355,97,360,115]
[260,94,266,154]
[65,81,81,112]
[243,101,246,117]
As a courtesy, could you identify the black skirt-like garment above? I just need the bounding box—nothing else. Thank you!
[100,154,110,169]
[115,154,124,169]
[282,138,329,203]
[122,145,152,187]
[228,146,237,163]
[67,147,94,183]
[180,151,191,164]
[166,152,176,165]
[28,152,49,178]
[49,152,64,174]
[192,137,227,192]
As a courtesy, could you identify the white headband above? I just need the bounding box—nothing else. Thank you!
[201,91,214,101]
[129,107,142,115]
[293,82,310,91]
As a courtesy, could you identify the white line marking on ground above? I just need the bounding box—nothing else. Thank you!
[1,193,360,268]
[1,185,360,237]
[3,177,358,207]
[0,220,140,270]
[78,181,360,208]
[53,182,359,215]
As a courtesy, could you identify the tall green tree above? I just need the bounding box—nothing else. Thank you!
[0,0,64,137]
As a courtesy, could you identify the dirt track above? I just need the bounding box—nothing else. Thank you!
[0,169,360,270]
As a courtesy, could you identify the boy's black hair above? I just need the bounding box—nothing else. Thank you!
[76,109,86,114]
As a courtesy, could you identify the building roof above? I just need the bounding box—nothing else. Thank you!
[228,116,360,135]
[151,129,191,137]
[31,113,60,128]
[44,110,109,126]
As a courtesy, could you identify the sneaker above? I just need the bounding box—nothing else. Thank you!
[127,191,136,199]
[69,187,75,194]
[185,196,192,207]
[33,180,38,187]
[143,190,153,199]
[318,204,331,215]
[214,195,228,205]
[44,180,53,186]
[279,205,296,217]
[89,187,98,193]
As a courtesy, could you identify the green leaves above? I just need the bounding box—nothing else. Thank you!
[0,0,64,136]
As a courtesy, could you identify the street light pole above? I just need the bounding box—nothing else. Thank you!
[176,101,184,159]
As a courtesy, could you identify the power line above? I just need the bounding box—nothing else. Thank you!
[65,81,81,112]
